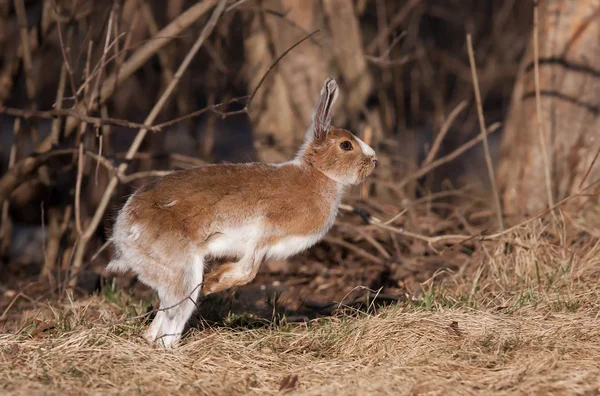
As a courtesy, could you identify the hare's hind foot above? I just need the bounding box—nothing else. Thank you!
[139,256,205,348]
[145,290,201,348]
[203,251,263,295]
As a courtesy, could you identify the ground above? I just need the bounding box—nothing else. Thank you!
[2,203,600,395]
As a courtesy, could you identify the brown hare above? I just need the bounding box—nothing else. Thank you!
[107,77,378,347]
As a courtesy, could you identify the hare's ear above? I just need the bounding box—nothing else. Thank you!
[307,77,339,144]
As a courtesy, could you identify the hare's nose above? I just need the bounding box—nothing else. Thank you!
[372,158,378,168]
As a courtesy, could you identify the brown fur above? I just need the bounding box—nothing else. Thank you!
[123,162,339,247]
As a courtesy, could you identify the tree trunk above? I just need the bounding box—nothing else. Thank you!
[243,0,372,162]
[497,0,600,215]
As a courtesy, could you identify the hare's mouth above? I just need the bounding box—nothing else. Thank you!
[356,161,376,182]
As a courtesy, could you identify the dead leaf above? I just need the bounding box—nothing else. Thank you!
[447,320,463,337]
[32,319,56,338]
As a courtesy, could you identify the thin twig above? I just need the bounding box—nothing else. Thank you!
[82,39,94,106]
[379,31,406,59]
[90,240,112,263]
[422,101,467,166]
[365,54,412,68]
[225,0,251,12]
[0,106,161,132]
[245,29,320,109]
[0,293,35,322]
[13,0,35,101]
[578,148,600,191]
[73,31,127,100]
[365,30,410,67]
[153,96,249,129]
[323,236,385,265]
[141,1,176,84]
[234,7,321,46]
[141,0,189,117]
[50,28,71,145]
[55,10,79,106]
[0,119,21,250]
[97,106,111,185]
[399,122,501,188]
[84,149,115,174]
[14,0,41,152]
[74,36,95,235]
[91,1,117,110]
[3,146,166,186]
[112,1,141,96]
[336,222,392,259]
[466,34,504,230]
[75,134,86,235]
[367,0,420,54]
[0,95,249,132]
[533,0,554,209]
[384,209,407,225]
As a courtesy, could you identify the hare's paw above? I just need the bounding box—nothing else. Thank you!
[155,332,180,349]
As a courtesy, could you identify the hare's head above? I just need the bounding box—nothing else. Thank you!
[298,77,378,185]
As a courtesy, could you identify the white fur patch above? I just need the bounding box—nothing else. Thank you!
[206,222,262,258]
[355,136,375,156]
[267,234,323,259]
[276,158,302,168]
[163,200,177,207]
[129,224,142,241]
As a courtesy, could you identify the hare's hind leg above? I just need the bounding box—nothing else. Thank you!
[154,255,204,348]
[203,250,263,295]
[144,306,165,343]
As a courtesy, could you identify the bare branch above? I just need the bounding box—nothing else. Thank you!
[50,28,71,145]
[466,34,504,230]
[323,236,385,265]
[0,149,75,203]
[13,0,35,101]
[0,106,161,132]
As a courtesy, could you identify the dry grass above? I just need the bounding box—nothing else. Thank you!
[2,211,600,395]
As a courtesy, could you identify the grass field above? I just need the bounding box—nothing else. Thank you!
[2,214,600,395]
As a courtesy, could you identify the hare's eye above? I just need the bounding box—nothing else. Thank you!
[340,141,353,151]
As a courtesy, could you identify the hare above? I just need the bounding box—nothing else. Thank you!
[106,77,378,347]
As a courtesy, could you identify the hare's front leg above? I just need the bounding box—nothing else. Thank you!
[151,255,204,348]
[203,251,263,295]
